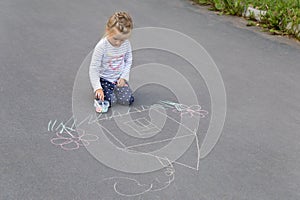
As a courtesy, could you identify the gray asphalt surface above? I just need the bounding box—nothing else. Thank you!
[1,0,300,199]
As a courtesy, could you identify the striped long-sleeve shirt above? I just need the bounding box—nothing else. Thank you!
[89,37,132,92]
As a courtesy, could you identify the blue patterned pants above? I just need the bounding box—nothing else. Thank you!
[100,78,134,106]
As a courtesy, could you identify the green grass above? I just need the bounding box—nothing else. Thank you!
[194,0,300,40]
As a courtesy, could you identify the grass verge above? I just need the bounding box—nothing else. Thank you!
[194,0,300,40]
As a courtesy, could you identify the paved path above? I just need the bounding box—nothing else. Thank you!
[1,0,300,199]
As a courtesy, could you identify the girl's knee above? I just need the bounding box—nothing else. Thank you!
[117,98,130,105]
[118,95,134,105]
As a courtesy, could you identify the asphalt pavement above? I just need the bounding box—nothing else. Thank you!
[1,0,300,199]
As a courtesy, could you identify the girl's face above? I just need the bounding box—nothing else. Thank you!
[107,28,131,47]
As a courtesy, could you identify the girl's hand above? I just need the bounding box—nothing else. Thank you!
[117,78,126,87]
[95,89,104,101]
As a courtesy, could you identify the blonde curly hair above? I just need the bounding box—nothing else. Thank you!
[105,11,133,36]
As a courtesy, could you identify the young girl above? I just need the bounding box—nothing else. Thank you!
[89,11,134,111]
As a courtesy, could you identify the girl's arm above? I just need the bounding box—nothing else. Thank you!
[120,41,132,81]
[89,40,104,92]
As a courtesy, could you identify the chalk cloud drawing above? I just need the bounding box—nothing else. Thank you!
[100,158,175,198]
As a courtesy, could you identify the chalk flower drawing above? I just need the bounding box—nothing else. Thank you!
[158,100,208,118]
[51,129,99,150]
[173,105,209,118]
